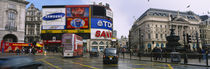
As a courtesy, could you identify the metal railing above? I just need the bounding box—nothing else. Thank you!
[119,52,210,67]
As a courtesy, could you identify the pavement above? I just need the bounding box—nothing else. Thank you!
[0,52,210,69]
[119,53,210,66]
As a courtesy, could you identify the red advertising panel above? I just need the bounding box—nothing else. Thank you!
[66,5,89,17]
[66,17,89,29]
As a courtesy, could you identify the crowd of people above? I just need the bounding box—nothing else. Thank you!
[15,47,38,55]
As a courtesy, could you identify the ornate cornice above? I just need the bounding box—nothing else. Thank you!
[9,0,29,5]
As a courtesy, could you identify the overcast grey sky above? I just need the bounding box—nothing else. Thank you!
[27,0,210,38]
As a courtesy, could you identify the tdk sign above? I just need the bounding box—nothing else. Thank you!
[91,18,113,30]
[43,13,65,21]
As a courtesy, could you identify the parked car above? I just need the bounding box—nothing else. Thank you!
[0,56,43,69]
[103,48,118,64]
[90,50,99,57]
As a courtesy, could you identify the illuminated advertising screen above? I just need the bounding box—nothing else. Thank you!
[42,8,66,30]
[91,18,113,30]
[66,17,89,29]
[66,5,89,17]
[91,29,112,40]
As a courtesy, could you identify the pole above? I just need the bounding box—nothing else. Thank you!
[139,29,141,60]
[183,31,188,64]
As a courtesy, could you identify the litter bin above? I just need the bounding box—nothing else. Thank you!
[170,52,181,63]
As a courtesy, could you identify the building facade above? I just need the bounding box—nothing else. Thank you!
[41,3,113,52]
[25,3,42,43]
[199,15,210,46]
[118,36,128,48]
[0,0,28,42]
[129,8,201,52]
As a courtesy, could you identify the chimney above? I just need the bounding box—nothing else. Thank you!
[99,2,103,6]
[106,3,110,7]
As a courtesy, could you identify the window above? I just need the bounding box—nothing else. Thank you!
[160,34,163,38]
[160,25,162,28]
[99,41,104,45]
[92,41,98,45]
[156,25,157,27]
[6,11,17,31]
[156,34,158,39]
[148,33,151,39]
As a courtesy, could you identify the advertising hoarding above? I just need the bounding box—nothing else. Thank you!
[66,17,89,29]
[66,7,89,17]
[91,18,113,30]
[91,29,112,40]
[42,25,65,30]
[42,8,66,26]
[41,30,90,33]
[106,9,113,18]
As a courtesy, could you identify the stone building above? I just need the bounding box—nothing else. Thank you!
[118,36,128,48]
[199,15,210,47]
[25,3,41,43]
[0,0,28,42]
[129,8,201,52]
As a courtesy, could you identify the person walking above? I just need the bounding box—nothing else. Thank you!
[16,48,20,55]
[29,48,32,55]
[21,48,25,55]
[32,48,36,55]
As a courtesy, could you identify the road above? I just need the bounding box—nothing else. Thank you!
[1,53,210,69]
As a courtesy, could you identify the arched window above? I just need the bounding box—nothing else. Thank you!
[156,43,159,47]
[92,41,98,45]
[99,41,104,45]
[161,43,164,48]
[148,43,151,48]
[5,9,17,31]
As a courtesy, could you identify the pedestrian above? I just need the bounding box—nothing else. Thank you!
[21,48,25,55]
[29,48,32,55]
[197,48,202,62]
[16,48,20,55]
[32,48,36,55]
[201,49,206,60]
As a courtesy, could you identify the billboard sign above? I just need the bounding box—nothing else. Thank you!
[66,17,89,29]
[91,29,112,40]
[66,5,89,17]
[106,9,113,18]
[43,13,65,21]
[42,8,66,26]
[42,25,65,30]
[91,18,112,30]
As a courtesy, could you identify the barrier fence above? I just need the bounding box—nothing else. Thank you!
[119,52,210,67]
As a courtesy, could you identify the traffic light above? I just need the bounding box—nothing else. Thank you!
[186,34,192,43]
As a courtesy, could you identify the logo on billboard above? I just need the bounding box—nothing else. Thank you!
[91,18,113,30]
[95,30,112,38]
[71,18,85,27]
[43,13,65,21]
[66,17,89,29]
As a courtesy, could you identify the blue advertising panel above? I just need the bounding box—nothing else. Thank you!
[91,18,112,30]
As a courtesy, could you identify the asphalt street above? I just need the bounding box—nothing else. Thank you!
[28,54,210,69]
[0,53,209,69]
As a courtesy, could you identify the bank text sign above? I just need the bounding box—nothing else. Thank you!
[91,18,112,30]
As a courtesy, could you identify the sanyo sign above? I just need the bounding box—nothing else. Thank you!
[91,18,113,30]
